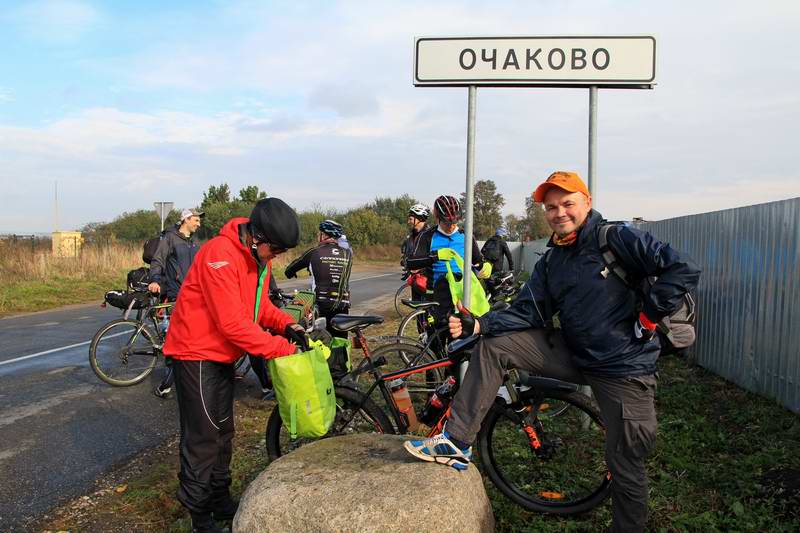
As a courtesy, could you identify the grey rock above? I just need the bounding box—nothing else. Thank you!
[233,433,494,533]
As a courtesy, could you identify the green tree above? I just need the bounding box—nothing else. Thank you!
[201,183,231,209]
[197,202,233,239]
[369,194,418,225]
[342,208,405,247]
[104,210,160,241]
[238,185,267,203]
[524,197,551,240]
[460,179,504,240]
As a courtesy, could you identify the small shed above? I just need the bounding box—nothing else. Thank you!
[52,231,83,257]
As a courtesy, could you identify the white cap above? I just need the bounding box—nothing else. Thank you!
[181,208,205,221]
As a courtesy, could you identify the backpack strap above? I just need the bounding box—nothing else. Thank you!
[598,224,687,347]
[542,250,556,330]
[597,224,635,288]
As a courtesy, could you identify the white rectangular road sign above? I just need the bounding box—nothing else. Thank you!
[414,36,656,88]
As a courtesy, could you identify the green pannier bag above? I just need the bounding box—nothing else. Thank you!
[439,247,492,317]
[268,340,336,439]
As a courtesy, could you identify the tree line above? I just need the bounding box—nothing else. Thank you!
[81,180,551,246]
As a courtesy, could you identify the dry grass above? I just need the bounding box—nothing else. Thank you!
[0,239,398,316]
[0,241,141,315]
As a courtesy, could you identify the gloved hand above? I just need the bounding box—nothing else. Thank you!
[477,262,492,279]
[448,302,476,338]
[633,312,657,341]
[284,269,296,279]
[285,323,309,351]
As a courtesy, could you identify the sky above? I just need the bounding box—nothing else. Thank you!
[0,0,798,233]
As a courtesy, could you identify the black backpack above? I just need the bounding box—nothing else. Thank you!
[142,231,165,264]
[127,267,151,291]
[481,237,502,262]
[596,224,697,355]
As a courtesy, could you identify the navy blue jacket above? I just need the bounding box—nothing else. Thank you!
[476,210,701,377]
[150,226,200,300]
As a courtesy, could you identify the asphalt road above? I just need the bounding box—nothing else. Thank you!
[0,266,402,531]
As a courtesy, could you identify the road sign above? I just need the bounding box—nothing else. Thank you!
[414,36,656,88]
[153,202,174,232]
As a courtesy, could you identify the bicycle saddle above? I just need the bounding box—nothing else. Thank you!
[401,299,440,310]
[330,315,384,332]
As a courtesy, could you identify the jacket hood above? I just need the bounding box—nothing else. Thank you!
[219,217,256,263]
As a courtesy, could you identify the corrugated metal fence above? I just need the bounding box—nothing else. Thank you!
[639,198,800,413]
[506,198,800,413]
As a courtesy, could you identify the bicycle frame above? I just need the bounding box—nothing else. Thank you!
[348,327,455,434]
[346,328,557,453]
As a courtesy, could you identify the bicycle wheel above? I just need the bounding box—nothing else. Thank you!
[368,341,445,397]
[89,319,159,386]
[478,389,611,515]
[265,386,394,461]
[394,283,412,318]
[396,309,428,345]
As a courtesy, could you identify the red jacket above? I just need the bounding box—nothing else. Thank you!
[164,217,296,362]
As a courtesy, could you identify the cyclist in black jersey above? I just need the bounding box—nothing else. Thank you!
[401,203,431,300]
[285,220,353,338]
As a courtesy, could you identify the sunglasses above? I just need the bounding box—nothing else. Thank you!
[253,238,287,255]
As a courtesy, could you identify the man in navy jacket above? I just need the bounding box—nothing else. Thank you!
[405,171,701,533]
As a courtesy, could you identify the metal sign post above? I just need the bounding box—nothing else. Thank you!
[153,202,174,232]
[588,86,598,200]
[462,86,477,307]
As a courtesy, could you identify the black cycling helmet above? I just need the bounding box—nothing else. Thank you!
[434,195,460,223]
[248,198,300,249]
[319,219,344,239]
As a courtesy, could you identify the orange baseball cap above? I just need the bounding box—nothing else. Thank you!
[533,171,591,203]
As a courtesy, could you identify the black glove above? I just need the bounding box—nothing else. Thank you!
[285,323,309,351]
[429,252,440,263]
[284,269,296,279]
[451,310,476,339]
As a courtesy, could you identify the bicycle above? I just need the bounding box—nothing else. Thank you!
[90,291,173,386]
[265,316,612,515]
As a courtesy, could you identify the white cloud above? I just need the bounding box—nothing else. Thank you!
[2,0,800,232]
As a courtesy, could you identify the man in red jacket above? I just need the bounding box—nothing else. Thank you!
[164,197,306,533]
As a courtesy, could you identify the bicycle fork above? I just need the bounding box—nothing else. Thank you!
[504,370,550,457]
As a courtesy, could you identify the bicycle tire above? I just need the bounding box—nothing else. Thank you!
[396,309,428,345]
[478,389,611,515]
[265,385,394,461]
[89,318,159,386]
[394,283,412,318]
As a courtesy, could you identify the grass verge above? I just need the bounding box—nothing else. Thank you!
[38,318,800,532]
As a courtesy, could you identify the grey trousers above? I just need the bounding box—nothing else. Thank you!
[447,329,657,533]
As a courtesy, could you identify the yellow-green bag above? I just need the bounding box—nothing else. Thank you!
[268,340,335,439]
[439,248,492,317]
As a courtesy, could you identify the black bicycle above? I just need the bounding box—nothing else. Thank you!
[265,316,611,515]
[90,291,172,386]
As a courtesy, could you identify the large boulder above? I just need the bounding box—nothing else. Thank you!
[234,433,494,532]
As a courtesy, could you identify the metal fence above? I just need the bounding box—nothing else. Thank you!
[639,198,800,413]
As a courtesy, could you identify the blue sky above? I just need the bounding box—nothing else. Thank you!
[1,0,798,233]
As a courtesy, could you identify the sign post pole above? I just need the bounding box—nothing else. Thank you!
[588,86,598,201]
[153,202,174,232]
[463,85,477,310]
